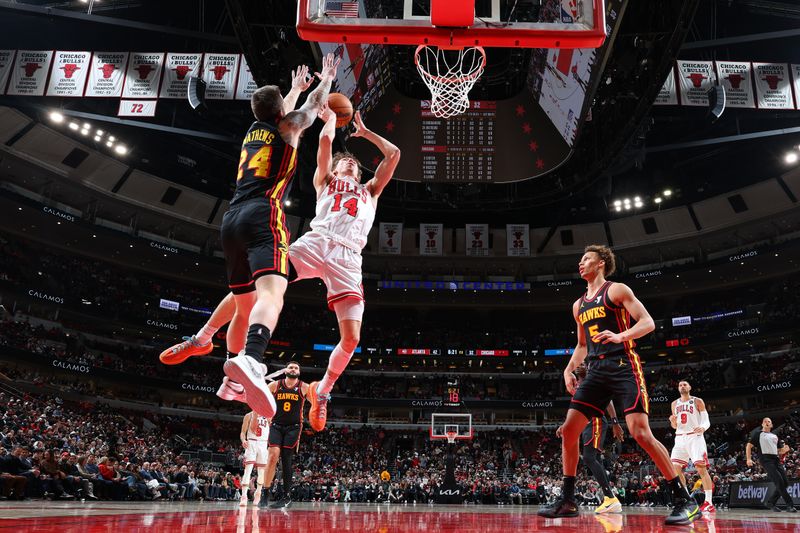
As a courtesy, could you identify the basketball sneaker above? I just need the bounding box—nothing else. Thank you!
[159,335,213,365]
[665,497,700,525]
[253,487,263,506]
[224,355,276,417]
[594,514,623,533]
[239,491,249,507]
[537,497,579,518]
[307,382,330,432]
[595,496,622,514]
[216,377,247,403]
[699,501,716,513]
[269,496,291,509]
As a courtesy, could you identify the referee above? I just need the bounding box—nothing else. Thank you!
[746,417,797,512]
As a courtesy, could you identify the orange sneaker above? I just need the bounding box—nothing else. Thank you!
[307,382,330,432]
[159,335,213,365]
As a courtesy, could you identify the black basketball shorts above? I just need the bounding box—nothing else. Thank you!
[220,199,290,294]
[570,353,650,420]
[268,423,301,449]
[581,417,608,451]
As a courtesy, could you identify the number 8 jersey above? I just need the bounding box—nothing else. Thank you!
[310,175,376,251]
[231,121,297,206]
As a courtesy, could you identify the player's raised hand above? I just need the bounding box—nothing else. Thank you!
[291,65,313,91]
[315,53,341,81]
[564,369,578,395]
[351,111,368,137]
[318,102,335,123]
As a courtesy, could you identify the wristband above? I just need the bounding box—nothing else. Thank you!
[610,418,619,425]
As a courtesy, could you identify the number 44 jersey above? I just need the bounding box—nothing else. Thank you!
[310,175,376,252]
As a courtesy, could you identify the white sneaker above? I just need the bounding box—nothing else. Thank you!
[253,488,262,506]
[216,376,247,403]
[224,355,276,417]
[239,493,249,507]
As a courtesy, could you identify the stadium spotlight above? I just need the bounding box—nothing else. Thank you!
[49,111,64,123]
[96,129,104,136]
[80,128,89,136]
[624,204,631,211]
[109,136,116,142]
[613,200,621,207]
[663,189,672,197]
[284,199,292,207]
[634,196,641,202]
[106,141,113,147]
[614,205,622,212]
[94,135,101,142]
[114,145,128,155]
[786,152,799,164]
[634,201,643,208]
[68,122,79,130]
[83,122,91,129]
[654,197,662,204]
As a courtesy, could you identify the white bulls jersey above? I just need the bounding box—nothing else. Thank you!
[310,175,376,251]
[674,396,702,433]
[247,415,270,442]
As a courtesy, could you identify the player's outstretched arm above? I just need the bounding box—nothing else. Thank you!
[564,299,588,395]
[313,104,337,192]
[279,53,340,146]
[350,111,401,198]
[283,65,313,114]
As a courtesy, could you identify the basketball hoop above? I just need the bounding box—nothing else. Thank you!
[415,45,486,119]
[445,430,458,444]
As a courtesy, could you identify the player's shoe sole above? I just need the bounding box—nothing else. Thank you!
[217,377,247,403]
[307,381,328,432]
[595,497,622,514]
[224,355,276,417]
[159,335,213,365]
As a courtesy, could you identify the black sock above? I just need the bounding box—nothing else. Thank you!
[563,476,576,500]
[245,324,271,364]
[668,476,689,501]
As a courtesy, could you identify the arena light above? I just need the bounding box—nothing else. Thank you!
[49,111,64,123]
[96,129,104,136]
[284,199,292,207]
[634,196,641,202]
[663,189,672,197]
[786,152,799,164]
[614,205,622,212]
[624,204,631,211]
[82,122,91,129]
[654,197,662,204]
[109,135,116,142]
[114,145,128,155]
[634,200,643,208]
[94,135,101,142]
[80,128,90,136]
[106,141,113,147]
[68,122,79,130]
[613,200,621,207]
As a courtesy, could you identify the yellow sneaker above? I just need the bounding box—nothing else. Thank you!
[595,495,622,514]
[594,513,624,533]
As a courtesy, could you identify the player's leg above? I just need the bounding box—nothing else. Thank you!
[253,465,266,506]
[263,427,283,504]
[159,293,236,365]
[670,437,689,487]
[538,408,591,518]
[270,426,300,508]
[216,291,256,403]
[694,462,714,511]
[583,421,620,513]
[240,462,254,506]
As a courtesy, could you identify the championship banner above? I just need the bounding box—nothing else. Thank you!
[202,53,239,100]
[7,50,53,96]
[235,55,258,101]
[379,222,402,255]
[159,53,202,99]
[676,60,715,106]
[793,65,800,110]
[0,50,15,95]
[653,68,677,105]
[45,51,91,97]
[753,63,794,109]
[715,61,755,108]
[466,223,489,257]
[506,224,530,257]
[121,52,164,98]
[420,223,443,256]
[85,52,129,97]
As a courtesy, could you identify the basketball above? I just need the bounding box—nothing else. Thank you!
[327,92,353,128]
[380,470,391,481]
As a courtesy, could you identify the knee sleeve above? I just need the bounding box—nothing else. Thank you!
[333,298,364,323]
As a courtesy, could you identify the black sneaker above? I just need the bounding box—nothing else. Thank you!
[537,497,579,518]
[269,496,291,509]
[771,505,784,512]
[665,498,700,525]
[787,506,798,513]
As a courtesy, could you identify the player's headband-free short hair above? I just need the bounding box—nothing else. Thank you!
[584,244,616,277]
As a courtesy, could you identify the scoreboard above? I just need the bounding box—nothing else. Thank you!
[443,379,461,407]
[421,100,496,182]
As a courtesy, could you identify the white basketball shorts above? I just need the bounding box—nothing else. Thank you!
[243,440,269,467]
[671,433,709,467]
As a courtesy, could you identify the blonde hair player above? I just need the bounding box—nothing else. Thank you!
[239,410,271,506]
[670,380,714,513]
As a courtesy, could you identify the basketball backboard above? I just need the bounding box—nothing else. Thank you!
[430,413,473,441]
[297,0,606,50]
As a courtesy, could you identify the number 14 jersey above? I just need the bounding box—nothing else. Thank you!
[310,175,376,251]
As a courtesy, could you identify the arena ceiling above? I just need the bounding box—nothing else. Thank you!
[1,0,800,228]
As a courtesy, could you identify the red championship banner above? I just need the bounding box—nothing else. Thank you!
[716,61,755,108]
[159,53,202,99]
[506,224,530,257]
[653,67,677,106]
[420,223,443,256]
[235,55,258,101]
[202,53,239,100]
[85,52,129,97]
[753,63,794,110]
[122,52,164,98]
[466,223,489,257]
[7,50,53,96]
[46,51,91,97]
[379,222,402,255]
[793,65,800,110]
[676,60,715,106]
[0,50,15,94]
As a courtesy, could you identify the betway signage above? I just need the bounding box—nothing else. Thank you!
[378,280,530,291]
[730,480,800,508]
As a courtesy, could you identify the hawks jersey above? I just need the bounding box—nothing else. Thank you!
[272,379,306,425]
[247,415,270,442]
[577,281,633,360]
[310,175,376,251]
[231,121,297,206]
[674,397,703,434]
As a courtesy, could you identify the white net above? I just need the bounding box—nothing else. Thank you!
[415,45,486,119]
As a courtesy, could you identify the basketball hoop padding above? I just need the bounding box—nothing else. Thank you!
[432,0,474,28]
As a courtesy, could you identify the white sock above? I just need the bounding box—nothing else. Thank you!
[705,489,712,503]
[195,323,218,345]
[317,343,354,395]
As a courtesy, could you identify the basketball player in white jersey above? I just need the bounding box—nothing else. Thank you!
[669,380,714,512]
[290,105,400,432]
[239,410,270,506]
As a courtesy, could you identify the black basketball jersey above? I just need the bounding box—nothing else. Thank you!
[231,121,297,206]
[577,281,633,360]
[272,378,305,425]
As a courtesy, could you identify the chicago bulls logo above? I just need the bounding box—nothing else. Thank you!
[427,231,437,240]
[385,229,396,247]
[22,62,41,77]
[471,231,483,249]
[61,64,80,79]
[686,73,706,88]
[762,74,782,90]
[100,63,117,79]
[135,64,154,80]
[725,73,744,89]
[173,65,191,80]
[211,65,229,81]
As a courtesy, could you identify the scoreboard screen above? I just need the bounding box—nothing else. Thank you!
[443,379,461,407]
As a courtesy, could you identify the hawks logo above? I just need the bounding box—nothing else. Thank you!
[61,64,80,79]
[210,65,229,80]
[173,65,191,80]
[22,62,41,77]
[686,73,707,88]
[134,64,154,80]
[725,73,744,89]
[100,63,117,79]
[762,74,782,90]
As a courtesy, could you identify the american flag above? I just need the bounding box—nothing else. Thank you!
[325,0,359,18]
